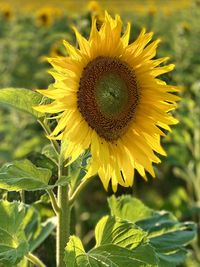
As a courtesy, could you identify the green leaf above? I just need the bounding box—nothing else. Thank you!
[149,221,196,253]
[157,249,188,267]
[65,236,158,267]
[89,244,157,267]
[56,176,71,186]
[28,217,56,252]
[0,200,29,266]
[65,216,158,267]
[0,88,43,118]
[95,216,147,249]
[108,195,154,222]
[64,236,85,267]
[42,144,58,165]
[68,149,91,191]
[108,195,197,266]
[27,152,58,176]
[22,205,56,252]
[0,159,52,191]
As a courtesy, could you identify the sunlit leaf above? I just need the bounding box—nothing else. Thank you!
[65,236,158,267]
[65,216,158,267]
[108,195,154,222]
[28,217,56,252]
[0,159,52,191]
[108,195,197,266]
[0,88,44,118]
[0,201,29,266]
[95,216,147,249]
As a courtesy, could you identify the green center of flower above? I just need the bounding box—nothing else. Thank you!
[95,73,129,117]
[77,56,139,141]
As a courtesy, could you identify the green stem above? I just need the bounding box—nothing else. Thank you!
[47,189,60,214]
[57,185,70,267]
[69,176,93,206]
[57,156,71,267]
[38,118,60,154]
[26,253,46,267]
[20,190,25,203]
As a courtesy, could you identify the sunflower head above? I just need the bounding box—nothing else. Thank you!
[0,4,13,20]
[148,5,157,16]
[87,1,104,30]
[35,12,180,192]
[88,1,102,14]
[35,7,62,27]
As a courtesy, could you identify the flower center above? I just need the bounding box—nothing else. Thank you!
[77,56,139,141]
[95,72,129,117]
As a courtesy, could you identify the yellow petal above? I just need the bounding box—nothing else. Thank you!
[121,22,131,47]
[63,40,82,60]
[34,101,66,113]
[72,26,90,56]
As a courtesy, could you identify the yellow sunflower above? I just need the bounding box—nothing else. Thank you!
[35,12,180,192]
[35,7,62,27]
[0,4,13,20]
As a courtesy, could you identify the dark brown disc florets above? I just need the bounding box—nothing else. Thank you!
[77,56,139,141]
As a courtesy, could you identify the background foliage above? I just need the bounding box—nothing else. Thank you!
[0,0,199,266]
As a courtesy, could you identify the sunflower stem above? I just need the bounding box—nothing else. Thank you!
[38,118,60,154]
[47,189,60,214]
[26,252,46,267]
[20,190,25,203]
[69,176,93,206]
[56,156,71,267]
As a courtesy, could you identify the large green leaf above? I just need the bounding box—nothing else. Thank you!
[65,216,158,267]
[42,144,58,165]
[22,205,56,252]
[108,195,197,267]
[0,88,43,118]
[0,201,55,266]
[65,236,158,267]
[29,217,56,252]
[108,195,154,222]
[95,216,147,249]
[27,152,58,177]
[0,201,29,266]
[0,159,52,191]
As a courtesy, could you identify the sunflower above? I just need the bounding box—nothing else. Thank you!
[35,12,180,192]
[35,7,62,27]
[0,4,13,20]
[88,1,105,30]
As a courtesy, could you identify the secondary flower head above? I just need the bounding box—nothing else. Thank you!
[0,4,13,20]
[35,7,62,27]
[35,12,180,192]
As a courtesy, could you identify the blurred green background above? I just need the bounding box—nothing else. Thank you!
[0,0,199,266]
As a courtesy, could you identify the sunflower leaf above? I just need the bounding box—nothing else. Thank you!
[0,159,52,191]
[108,194,154,222]
[95,215,147,249]
[0,88,43,118]
[0,200,29,266]
[64,216,159,267]
[22,205,56,252]
[108,195,197,266]
[55,175,71,186]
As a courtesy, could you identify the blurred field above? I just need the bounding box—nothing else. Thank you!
[0,0,199,266]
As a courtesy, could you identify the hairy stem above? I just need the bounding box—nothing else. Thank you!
[47,189,60,214]
[56,156,71,267]
[26,253,46,267]
[69,176,93,206]
[20,190,25,203]
[38,118,60,154]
